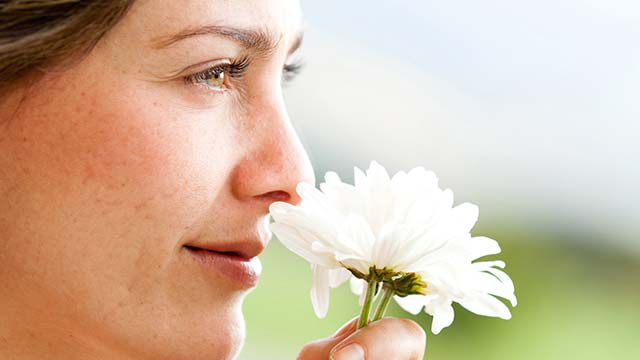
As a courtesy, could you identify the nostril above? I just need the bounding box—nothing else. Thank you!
[260,190,290,203]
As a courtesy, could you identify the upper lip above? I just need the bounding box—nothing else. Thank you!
[184,237,267,260]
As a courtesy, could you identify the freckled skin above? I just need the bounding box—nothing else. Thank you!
[0,0,313,359]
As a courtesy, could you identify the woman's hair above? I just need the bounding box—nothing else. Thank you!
[0,0,134,96]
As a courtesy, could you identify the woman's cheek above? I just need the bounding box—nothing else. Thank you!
[6,67,239,306]
[79,96,229,218]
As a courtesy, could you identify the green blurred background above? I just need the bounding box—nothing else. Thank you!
[240,1,640,358]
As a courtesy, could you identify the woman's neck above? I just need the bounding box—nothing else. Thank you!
[0,299,133,360]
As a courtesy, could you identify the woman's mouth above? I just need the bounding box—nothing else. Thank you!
[183,245,263,288]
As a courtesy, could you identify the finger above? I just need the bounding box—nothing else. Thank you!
[297,317,359,360]
[332,316,360,338]
[329,317,426,360]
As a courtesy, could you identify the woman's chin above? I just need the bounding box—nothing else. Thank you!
[162,306,247,360]
[100,300,247,360]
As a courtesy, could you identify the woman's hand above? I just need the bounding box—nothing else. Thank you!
[297,317,426,360]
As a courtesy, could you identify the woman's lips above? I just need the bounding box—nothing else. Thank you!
[184,246,262,288]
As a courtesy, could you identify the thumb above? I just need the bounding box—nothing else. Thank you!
[297,317,359,360]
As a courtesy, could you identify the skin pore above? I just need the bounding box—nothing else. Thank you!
[0,0,314,359]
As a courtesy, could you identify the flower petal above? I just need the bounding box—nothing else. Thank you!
[337,213,376,261]
[270,223,335,267]
[458,293,512,320]
[334,255,370,276]
[424,295,455,334]
[328,267,351,288]
[311,265,331,318]
[364,161,394,235]
[471,263,517,306]
[296,182,339,219]
[320,172,367,218]
[372,223,413,268]
[450,202,479,234]
[486,267,515,301]
[468,270,517,307]
[467,236,501,259]
[394,294,425,315]
[350,277,367,306]
[354,166,367,189]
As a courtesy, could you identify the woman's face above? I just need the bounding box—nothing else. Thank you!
[0,0,312,359]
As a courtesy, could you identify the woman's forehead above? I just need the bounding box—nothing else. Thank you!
[129,0,303,47]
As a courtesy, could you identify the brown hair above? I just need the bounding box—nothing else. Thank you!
[0,0,134,96]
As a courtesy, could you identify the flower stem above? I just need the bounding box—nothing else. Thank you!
[372,284,395,321]
[357,279,378,329]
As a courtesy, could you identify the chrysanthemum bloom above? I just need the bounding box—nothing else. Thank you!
[269,161,516,334]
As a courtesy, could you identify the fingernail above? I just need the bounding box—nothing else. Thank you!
[331,343,365,360]
[332,318,357,338]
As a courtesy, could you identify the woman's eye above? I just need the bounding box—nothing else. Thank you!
[183,56,302,94]
[184,57,250,93]
[186,66,226,91]
[282,59,305,84]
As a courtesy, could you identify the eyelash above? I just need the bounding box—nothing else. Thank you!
[184,57,305,91]
[282,59,305,83]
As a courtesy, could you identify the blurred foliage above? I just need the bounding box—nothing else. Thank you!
[240,226,640,359]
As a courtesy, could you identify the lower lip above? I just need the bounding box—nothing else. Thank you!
[185,247,262,288]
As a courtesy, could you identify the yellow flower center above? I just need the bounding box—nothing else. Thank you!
[344,265,427,297]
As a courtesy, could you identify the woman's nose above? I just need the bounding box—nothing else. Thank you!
[230,92,316,209]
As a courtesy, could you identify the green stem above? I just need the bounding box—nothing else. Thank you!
[372,284,395,321]
[357,279,378,329]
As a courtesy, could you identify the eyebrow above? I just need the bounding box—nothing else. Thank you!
[150,24,303,57]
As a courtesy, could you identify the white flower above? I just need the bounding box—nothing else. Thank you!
[268,161,516,334]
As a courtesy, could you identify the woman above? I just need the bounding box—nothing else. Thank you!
[0,0,426,359]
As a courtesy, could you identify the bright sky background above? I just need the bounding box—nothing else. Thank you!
[285,0,640,252]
